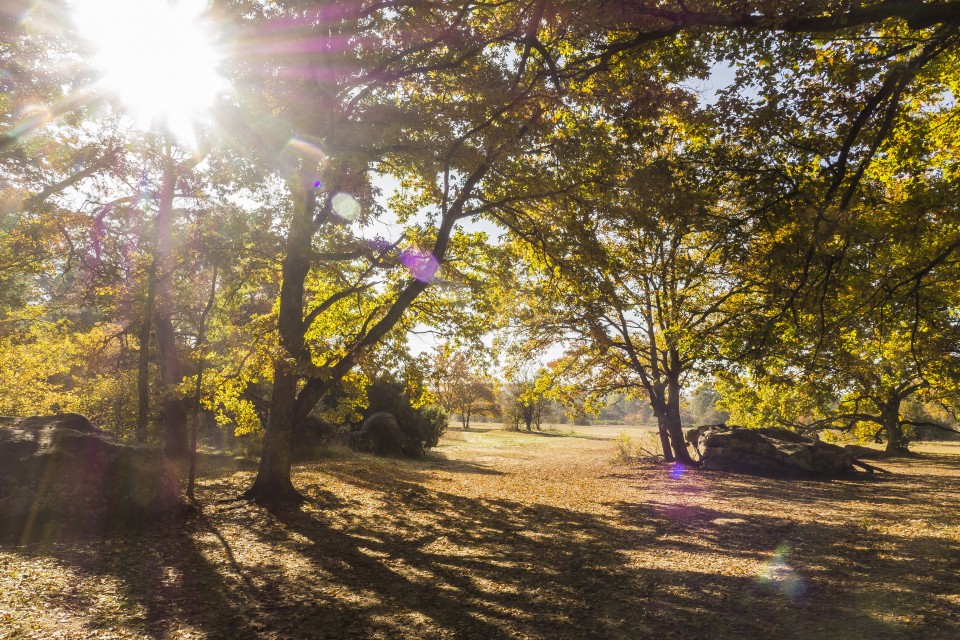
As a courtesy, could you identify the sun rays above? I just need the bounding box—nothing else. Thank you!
[71,0,227,143]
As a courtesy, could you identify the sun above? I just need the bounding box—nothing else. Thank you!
[71,0,226,144]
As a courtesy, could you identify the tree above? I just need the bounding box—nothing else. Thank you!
[231,0,560,505]
[499,367,555,432]
[427,344,495,429]
[503,132,753,462]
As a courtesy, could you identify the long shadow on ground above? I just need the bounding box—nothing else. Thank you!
[3,453,958,639]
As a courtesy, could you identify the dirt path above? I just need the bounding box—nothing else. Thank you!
[2,426,959,639]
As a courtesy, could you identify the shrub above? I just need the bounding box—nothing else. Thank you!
[613,431,635,462]
[419,406,448,448]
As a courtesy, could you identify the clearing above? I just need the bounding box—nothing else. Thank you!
[1,425,958,639]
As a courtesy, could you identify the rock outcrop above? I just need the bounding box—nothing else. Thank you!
[347,411,424,457]
[688,424,873,477]
[0,414,181,539]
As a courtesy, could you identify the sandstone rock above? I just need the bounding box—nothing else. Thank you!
[689,424,859,477]
[0,414,181,539]
[843,443,887,460]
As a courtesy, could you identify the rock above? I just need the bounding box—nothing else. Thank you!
[843,443,887,460]
[0,413,181,539]
[689,424,858,477]
[348,412,422,457]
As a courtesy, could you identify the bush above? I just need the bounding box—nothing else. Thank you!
[419,406,448,449]
[613,431,635,463]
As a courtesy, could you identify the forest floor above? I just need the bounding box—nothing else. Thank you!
[1,424,959,639]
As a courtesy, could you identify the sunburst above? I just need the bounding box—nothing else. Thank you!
[71,0,226,144]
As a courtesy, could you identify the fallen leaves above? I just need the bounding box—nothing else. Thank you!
[0,427,958,639]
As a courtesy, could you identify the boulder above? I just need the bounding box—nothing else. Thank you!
[0,414,181,539]
[348,412,422,457]
[689,424,861,477]
[843,443,887,460]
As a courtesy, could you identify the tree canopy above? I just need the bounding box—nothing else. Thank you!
[2,0,960,504]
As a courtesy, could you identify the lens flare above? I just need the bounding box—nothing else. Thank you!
[759,543,807,601]
[401,249,439,282]
[331,193,361,222]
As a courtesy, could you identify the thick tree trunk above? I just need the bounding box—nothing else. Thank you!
[243,366,304,505]
[648,373,693,464]
[657,422,673,461]
[135,263,157,443]
[243,182,315,506]
[648,381,675,462]
[664,373,694,464]
[881,397,909,455]
[155,311,189,458]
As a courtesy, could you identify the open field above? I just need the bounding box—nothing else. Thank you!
[2,426,959,639]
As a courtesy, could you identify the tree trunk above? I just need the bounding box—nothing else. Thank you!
[647,382,675,462]
[156,311,189,458]
[657,422,673,462]
[881,397,909,455]
[154,148,189,459]
[243,182,315,506]
[243,365,304,505]
[135,262,157,443]
[664,373,694,463]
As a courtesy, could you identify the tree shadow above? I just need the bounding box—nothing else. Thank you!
[3,450,957,639]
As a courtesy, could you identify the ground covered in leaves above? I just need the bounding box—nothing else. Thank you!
[2,425,959,639]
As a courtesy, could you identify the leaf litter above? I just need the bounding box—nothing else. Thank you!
[1,427,958,639]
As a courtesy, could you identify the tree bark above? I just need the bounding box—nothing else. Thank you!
[243,181,315,506]
[657,423,673,459]
[881,396,909,456]
[135,260,157,443]
[664,372,694,463]
[647,372,693,464]
[154,147,189,459]
[244,364,303,505]
[156,311,189,458]
[647,381,675,462]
